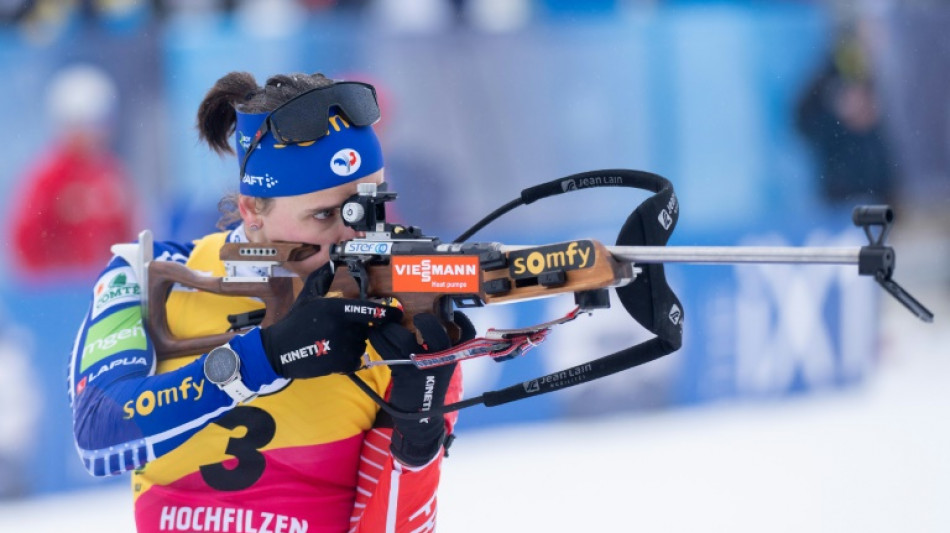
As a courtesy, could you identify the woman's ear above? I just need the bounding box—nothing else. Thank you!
[237,195,262,231]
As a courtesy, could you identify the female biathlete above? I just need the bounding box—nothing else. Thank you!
[68,71,470,533]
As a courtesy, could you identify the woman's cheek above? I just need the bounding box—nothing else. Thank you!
[286,251,330,279]
[283,222,353,275]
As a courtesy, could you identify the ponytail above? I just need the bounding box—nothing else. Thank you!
[196,71,260,155]
[196,71,334,155]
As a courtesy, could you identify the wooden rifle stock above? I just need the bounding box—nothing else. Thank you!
[146,242,310,359]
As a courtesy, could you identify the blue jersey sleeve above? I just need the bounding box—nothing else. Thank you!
[67,238,278,477]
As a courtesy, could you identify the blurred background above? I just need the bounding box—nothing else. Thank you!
[0,0,947,530]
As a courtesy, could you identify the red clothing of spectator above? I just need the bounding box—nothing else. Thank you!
[11,143,135,274]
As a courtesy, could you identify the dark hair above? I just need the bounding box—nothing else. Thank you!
[197,71,335,154]
[197,71,336,229]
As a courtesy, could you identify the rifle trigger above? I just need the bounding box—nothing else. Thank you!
[345,258,370,300]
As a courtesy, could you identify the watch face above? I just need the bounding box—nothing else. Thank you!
[205,346,239,384]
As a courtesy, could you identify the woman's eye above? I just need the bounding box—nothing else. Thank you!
[313,209,335,221]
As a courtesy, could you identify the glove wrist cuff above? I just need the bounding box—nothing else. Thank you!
[390,425,446,467]
[228,328,281,391]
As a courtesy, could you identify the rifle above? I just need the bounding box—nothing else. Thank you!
[131,169,932,417]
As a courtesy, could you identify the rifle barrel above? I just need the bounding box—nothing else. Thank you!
[607,246,861,265]
[499,245,862,265]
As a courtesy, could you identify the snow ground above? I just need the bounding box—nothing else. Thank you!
[2,293,947,533]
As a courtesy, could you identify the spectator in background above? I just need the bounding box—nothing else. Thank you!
[795,30,898,207]
[10,63,138,278]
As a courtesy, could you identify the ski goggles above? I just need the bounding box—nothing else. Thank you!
[240,82,381,178]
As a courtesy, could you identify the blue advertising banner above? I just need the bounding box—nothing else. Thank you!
[0,284,126,496]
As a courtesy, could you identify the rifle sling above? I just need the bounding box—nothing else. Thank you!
[350,169,684,419]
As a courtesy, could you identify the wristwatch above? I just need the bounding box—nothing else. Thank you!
[204,344,257,403]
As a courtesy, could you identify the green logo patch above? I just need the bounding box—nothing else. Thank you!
[92,266,141,319]
[81,307,147,372]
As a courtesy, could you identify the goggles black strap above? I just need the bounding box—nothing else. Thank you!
[240,119,272,179]
[348,169,684,420]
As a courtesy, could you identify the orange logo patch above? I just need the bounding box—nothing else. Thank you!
[392,256,481,293]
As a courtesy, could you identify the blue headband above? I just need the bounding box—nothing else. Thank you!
[235,111,383,197]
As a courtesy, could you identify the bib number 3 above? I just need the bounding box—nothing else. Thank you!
[200,406,276,491]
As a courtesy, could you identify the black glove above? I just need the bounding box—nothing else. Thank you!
[261,265,402,379]
[369,311,476,466]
